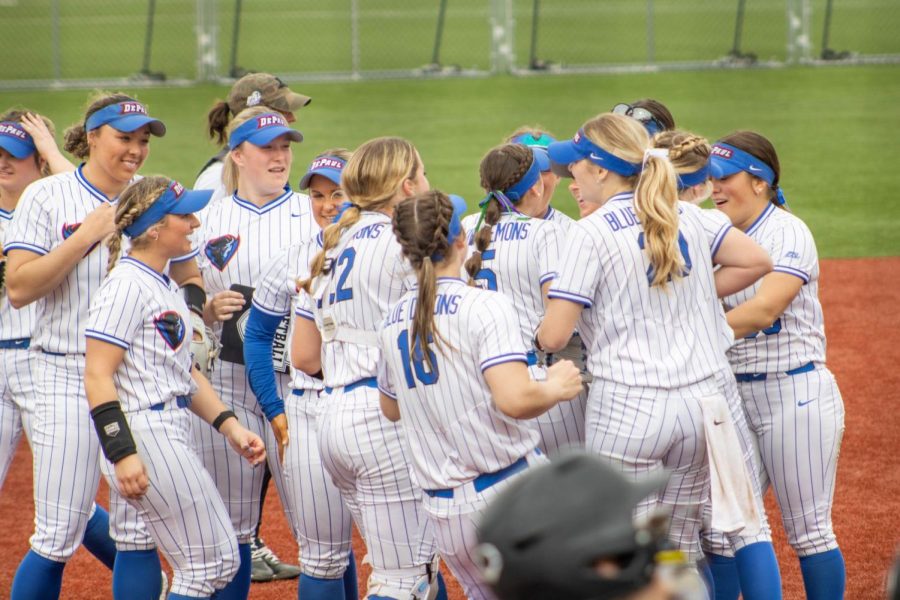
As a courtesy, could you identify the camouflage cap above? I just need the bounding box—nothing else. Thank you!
[227,73,311,115]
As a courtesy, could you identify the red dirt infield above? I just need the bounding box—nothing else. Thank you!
[0,257,897,599]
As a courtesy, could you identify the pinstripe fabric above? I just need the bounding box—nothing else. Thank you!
[194,188,317,546]
[0,207,36,341]
[461,210,585,454]
[254,236,353,577]
[0,348,35,489]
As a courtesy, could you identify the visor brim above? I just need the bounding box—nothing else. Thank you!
[0,137,36,159]
[168,188,214,215]
[709,156,744,180]
[108,115,167,137]
[299,167,341,190]
[245,127,303,147]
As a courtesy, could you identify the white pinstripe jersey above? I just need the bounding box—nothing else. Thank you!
[86,256,198,412]
[197,188,318,333]
[543,205,576,233]
[549,192,732,388]
[253,233,324,392]
[376,278,539,490]
[2,167,142,354]
[0,208,36,341]
[296,211,414,388]
[461,212,562,350]
[192,161,229,226]
[722,203,826,373]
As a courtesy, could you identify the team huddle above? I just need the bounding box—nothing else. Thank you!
[0,73,845,600]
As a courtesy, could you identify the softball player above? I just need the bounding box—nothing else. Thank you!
[293,137,443,600]
[195,72,311,211]
[711,131,846,600]
[504,127,573,230]
[4,94,180,600]
[85,176,266,599]
[536,113,772,568]
[194,106,316,595]
[244,149,359,600]
[653,130,784,600]
[460,143,585,455]
[378,190,582,599]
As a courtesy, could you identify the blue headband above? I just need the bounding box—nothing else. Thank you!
[510,132,557,148]
[547,129,642,177]
[85,101,166,136]
[228,112,303,150]
[710,142,786,205]
[124,180,213,238]
[503,151,543,201]
[0,122,36,158]
[676,163,710,190]
[432,194,467,262]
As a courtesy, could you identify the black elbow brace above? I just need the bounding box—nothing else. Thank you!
[90,401,137,464]
[182,283,206,315]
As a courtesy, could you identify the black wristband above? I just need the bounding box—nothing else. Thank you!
[212,410,237,432]
[90,401,137,463]
[182,283,206,315]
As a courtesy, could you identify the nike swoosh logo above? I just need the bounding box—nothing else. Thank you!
[798,399,816,407]
[589,153,606,162]
[748,165,763,172]
[713,419,725,426]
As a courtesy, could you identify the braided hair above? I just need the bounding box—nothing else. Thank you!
[464,143,533,285]
[106,176,170,274]
[652,130,712,201]
[391,191,457,371]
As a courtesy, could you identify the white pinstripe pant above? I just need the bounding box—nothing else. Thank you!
[0,347,36,490]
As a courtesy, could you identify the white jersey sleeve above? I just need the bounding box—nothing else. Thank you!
[0,208,36,341]
[4,179,54,256]
[547,219,602,308]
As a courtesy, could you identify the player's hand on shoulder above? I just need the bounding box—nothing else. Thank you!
[545,359,583,401]
[221,419,267,466]
[79,202,117,244]
[114,454,150,500]
[203,290,246,324]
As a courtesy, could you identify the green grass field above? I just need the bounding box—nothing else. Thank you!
[2,0,899,80]
[1,64,898,257]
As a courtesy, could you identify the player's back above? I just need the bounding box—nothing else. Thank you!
[551,193,727,388]
[378,278,539,491]
[303,211,413,387]
[463,212,562,349]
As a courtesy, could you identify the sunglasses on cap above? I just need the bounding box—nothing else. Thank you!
[612,103,665,136]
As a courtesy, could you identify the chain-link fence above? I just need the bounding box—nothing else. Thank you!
[1,0,898,89]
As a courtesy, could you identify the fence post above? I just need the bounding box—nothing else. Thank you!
[195,0,218,81]
[489,0,515,73]
[786,0,812,64]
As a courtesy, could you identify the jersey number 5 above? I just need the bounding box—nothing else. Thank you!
[397,330,439,388]
[473,249,497,291]
[637,231,692,285]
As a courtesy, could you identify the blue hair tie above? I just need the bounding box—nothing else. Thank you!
[775,188,787,206]
[333,201,361,223]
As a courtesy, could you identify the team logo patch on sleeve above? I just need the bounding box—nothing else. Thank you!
[204,234,240,271]
[154,311,186,350]
[61,222,100,256]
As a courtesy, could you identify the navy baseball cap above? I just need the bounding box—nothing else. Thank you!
[124,180,212,238]
[548,129,641,177]
[0,122,37,159]
[299,155,346,190]
[709,143,775,186]
[228,112,303,150]
[85,101,166,137]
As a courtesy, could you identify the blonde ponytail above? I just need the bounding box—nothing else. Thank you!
[634,154,683,289]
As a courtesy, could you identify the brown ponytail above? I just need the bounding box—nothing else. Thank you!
[464,143,532,284]
[63,92,136,160]
[206,100,232,146]
[392,191,456,368]
[106,176,170,274]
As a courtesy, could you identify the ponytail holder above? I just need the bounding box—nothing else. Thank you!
[775,188,787,206]
[642,148,669,167]
[333,201,361,223]
[474,190,518,234]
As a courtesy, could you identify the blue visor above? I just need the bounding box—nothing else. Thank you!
[124,180,212,238]
[433,194,467,261]
[85,101,166,137]
[228,112,303,150]
[676,163,710,190]
[299,155,346,189]
[709,143,775,186]
[548,129,641,177]
[0,122,37,159]
[504,150,542,201]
